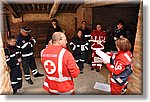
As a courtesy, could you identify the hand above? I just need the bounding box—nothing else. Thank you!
[106,52,111,55]
[102,59,108,65]
[18,58,22,62]
[120,35,124,39]
[114,37,117,40]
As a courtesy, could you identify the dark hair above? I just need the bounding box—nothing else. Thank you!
[96,23,102,27]
[7,35,15,41]
[77,28,82,32]
[81,21,86,24]
[51,18,58,22]
[75,28,82,37]
[116,20,124,26]
[115,37,131,52]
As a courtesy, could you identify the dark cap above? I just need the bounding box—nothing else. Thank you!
[21,26,31,32]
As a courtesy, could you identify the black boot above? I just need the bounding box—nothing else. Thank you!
[27,79,34,85]
[34,72,44,77]
[80,71,83,74]
[13,89,17,94]
[96,68,100,72]
[91,68,94,71]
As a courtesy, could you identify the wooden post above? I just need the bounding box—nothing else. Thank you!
[49,0,60,19]
[0,32,13,94]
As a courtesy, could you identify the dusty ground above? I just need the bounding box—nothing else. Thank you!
[16,58,110,95]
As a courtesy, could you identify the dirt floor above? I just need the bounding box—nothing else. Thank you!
[16,58,110,95]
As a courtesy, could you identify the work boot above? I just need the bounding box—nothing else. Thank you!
[91,66,95,71]
[13,89,17,94]
[80,71,83,74]
[96,68,100,72]
[27,79,33,85]
[34,72,44,77]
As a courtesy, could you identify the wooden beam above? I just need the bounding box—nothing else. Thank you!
[4,3,20,18]
[49,0,61,19]
[19,10,49,14]
[82,0,140,8]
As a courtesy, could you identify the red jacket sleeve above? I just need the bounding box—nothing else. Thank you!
[64,51,80,78]
[106,59,126,75]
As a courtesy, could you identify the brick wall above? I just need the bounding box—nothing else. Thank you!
[2,1,142,94]
[127,1,143,95]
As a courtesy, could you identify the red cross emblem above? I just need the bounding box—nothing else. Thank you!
[44,60,56,74]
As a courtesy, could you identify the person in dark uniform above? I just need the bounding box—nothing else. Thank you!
[80,21,91,64]
[104,20,132,52]
[4,36,22,94]
[69,29,88,74]
[16,26,44,85]
[46,18,62,46]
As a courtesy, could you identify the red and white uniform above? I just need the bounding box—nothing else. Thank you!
[41,45,80,95]
[106,50,132,95]
[91,30,106,70]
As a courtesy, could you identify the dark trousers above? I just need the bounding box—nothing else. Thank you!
[10,65,22,94]
[22,55,38,80]
[75,52,86,71]
[76,61,84,71]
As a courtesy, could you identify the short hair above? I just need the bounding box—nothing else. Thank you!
[96,23,102,26]
[116,20,124,26]
[51,18,58,23]
[77,28,82,32]
[7,35,15,41]
[115,37,131,52]
[52,32,63,43]
[81,21,86,24]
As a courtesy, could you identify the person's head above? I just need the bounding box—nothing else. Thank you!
[6,36,16,46]
[52,32,67,48]
[20,26,31,36]
[77,28,82,38]
[116,20,124,30]
[51,18,58,25]
[115,37,131,52]
[81,21,86,29]
[96,23,102,31]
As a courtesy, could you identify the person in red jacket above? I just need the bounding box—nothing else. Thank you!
[41,32,80,95]
[102,38,133,95]
[90,23,106,72]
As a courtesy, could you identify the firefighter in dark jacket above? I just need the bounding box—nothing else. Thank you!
[69,29,88,74]
[16,26,44,85]
[104,20,132,52]
[4,36,22,94]
[80,21,91,64]
[46,18,62,46]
